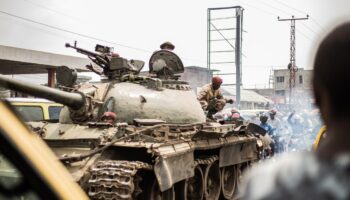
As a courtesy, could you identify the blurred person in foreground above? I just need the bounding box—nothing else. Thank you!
[241,22,350,199]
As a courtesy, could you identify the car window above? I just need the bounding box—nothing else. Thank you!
[48,106,62,120]
[13,106,44,122]
[0,153,40,200]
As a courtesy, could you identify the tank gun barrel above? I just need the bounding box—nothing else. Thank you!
[0,75,85,110]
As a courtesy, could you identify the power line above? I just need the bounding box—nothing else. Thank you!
[295,29,312,42]
[270,0,326,31]
[242,0,314,42]
[299,21,318,35]
[310,16,326,32]
[235,0,276,17]
[270,0,307,15]
[21,0,81,21]
[254,0,293,16]
[0,12,77,41]
[248,0,318,38]
[0,10,153,53]
[0,9,208,65]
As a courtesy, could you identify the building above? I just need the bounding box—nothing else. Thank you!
[221,88,272,110]
[273,68,313,108]
[247,88,274,99]
[180,66,212,93]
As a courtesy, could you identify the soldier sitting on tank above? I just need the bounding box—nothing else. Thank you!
[101,111,117,125]
[197,76,234,119]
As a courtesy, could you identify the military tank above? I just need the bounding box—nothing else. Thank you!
[0,42,265,200]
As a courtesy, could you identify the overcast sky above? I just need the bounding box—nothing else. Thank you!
[0,0,350,88]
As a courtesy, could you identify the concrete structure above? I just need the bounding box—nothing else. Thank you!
[0,45,90,75]
[273,68,313,106]
[0,45,90,88]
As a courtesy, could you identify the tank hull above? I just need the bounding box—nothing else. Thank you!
[28,121,261,199]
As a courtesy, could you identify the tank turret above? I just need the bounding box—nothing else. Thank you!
[0,42,206,124]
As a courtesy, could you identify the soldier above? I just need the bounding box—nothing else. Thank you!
[101,111,117,125]
[160,41,175,51]
[197,76,234,118]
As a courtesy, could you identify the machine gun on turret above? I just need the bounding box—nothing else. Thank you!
[65,41,111,70]
[66,41,145,79]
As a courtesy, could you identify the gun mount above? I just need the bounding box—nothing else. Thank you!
[66,41,145,79]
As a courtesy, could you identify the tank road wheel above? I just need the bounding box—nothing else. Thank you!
[220,165,236,199]
[204,161,221,200]
[235,162,251,195]
[175,165,204,200]
[144,175,175,200]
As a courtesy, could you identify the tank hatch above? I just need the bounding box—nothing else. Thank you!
[149,50,184,79]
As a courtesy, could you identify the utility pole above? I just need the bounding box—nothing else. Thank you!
[278,15,308,105]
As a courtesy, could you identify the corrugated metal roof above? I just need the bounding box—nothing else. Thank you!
[221,87,272,103]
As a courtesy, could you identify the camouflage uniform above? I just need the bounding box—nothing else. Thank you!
[197,83,226,112]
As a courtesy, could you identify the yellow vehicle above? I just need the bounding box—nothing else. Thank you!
[7,98,63,121]
[0,101,88,199]
[313,126,327,150]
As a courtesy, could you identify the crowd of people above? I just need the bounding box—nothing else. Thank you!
[196,22,350,198]
[214,106,322,155]
[239,22,350,200]
[196,73,323,155]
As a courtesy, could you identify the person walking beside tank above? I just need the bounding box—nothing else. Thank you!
[259,113,275,156]
[268,108,281,132]
[240,22,350,200]
[259,114,274,135]
[197,76,234,119]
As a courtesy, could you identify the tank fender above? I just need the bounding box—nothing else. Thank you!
[154,151,194,192]
[219,140,258,167]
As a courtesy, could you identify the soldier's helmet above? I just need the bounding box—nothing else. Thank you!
[160,41,175,50]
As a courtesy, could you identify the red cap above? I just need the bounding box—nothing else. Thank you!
[231,113,240,119]
[111,52,120,57]
[231,108,239,114]
[212,76,223,85]
[101,111,117,121]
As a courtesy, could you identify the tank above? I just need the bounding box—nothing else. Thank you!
[0,42,265,200]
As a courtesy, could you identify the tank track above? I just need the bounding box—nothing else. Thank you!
[88,160,152,200]
[195,155,219,166]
